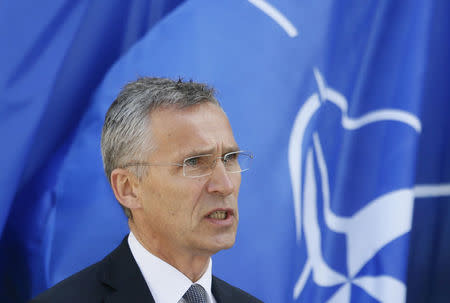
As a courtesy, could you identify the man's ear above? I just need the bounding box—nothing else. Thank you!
[110,168,142,211]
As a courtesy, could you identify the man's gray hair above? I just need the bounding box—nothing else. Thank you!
[101,77,219,218]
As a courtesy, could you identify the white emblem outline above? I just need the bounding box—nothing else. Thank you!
[248,0,299,37]
[289,68,421,302]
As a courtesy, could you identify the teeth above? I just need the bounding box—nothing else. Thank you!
[208,211,227,220]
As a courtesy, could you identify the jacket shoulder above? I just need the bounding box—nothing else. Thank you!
[29,258,111,303]
[212,276,264,303]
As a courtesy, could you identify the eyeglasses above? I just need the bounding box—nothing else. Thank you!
[122,150,253,178]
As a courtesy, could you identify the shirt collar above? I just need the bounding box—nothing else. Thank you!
[128,231,214,303]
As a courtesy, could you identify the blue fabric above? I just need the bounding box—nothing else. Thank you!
[0,1,184,301]
[407,0,450,302]
[0,1,449,303]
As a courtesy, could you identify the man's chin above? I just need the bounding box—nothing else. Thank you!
[190,234,235,255]
[206,234,236,253]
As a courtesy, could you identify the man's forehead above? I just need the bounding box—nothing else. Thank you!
[148,103,238,156]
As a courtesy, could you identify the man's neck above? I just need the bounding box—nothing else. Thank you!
[129,221,210,282]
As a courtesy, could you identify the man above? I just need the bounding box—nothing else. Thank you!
[30,77,262,303]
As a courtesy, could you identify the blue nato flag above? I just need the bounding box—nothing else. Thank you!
[0,1,449,303]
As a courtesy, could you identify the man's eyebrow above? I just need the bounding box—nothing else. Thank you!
[183,147,217,158]
[182,145,240,158]
[223,145,240,154]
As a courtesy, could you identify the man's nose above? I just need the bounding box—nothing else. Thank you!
[206,159,235,196]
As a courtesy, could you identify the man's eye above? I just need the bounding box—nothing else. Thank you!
[185,157,200,167]
[224,153,238,163]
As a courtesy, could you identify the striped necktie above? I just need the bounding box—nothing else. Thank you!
[182,283,208,303]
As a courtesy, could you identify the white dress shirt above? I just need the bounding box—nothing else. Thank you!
[128,232,217,303]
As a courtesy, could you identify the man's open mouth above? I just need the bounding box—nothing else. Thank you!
[208,210,227,220]
[206,209,233,220]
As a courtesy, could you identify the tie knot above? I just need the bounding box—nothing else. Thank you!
[182,283,208,303]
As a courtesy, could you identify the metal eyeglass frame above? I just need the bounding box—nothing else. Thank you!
[121,150,254,178]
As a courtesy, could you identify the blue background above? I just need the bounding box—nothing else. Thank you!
[0,1,449,302]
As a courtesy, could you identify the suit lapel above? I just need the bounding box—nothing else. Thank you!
[212,276,233,303]
[100,236,155,303]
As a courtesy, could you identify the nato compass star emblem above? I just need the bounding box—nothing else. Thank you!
[288,69,422,302]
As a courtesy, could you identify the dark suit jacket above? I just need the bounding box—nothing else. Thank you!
[29,236,263,303]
